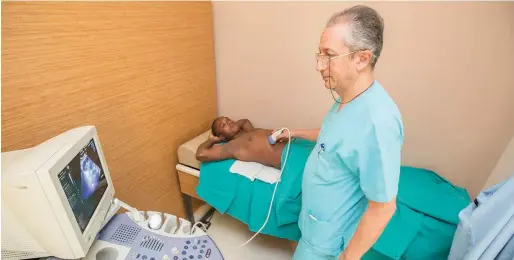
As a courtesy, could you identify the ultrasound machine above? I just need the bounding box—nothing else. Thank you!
[1,126,224,260]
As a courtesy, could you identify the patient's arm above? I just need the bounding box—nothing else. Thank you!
[236,119,254,132]
[196,136,233,162]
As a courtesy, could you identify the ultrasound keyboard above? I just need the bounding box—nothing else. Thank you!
[83,211,224,260]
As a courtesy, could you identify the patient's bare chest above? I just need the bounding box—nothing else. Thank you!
[237,131,269,153]
[231,130,283,168]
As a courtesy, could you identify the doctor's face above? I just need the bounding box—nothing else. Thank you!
[316,24,358,91]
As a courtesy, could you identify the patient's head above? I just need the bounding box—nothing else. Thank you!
[211,117,241,140]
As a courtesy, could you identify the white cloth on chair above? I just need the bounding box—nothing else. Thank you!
[229,160,281,184]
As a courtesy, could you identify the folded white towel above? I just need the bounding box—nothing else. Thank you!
[229,160,263,181]
[255,165,281,184]
[229,160,281,184]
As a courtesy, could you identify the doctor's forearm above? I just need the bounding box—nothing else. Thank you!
[340,199,396,260]
[292,129,320,142]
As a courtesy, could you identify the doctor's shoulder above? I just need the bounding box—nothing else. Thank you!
[360,98,404,145]
[367,84,403,136]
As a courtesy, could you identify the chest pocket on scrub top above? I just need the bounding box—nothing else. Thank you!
[308,147,345,220]
[314,145,346,183]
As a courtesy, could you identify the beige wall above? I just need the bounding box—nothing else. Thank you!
[483,136,514,189]
[212,2,514,197]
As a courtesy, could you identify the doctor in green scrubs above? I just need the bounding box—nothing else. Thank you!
[277,5,403,260]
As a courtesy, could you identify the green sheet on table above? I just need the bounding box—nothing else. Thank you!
[195,140,471,259]
[365,166,471,260]
[196,138,314,240]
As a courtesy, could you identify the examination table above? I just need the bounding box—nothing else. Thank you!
[176,130,473,260]
[176,130,211,224]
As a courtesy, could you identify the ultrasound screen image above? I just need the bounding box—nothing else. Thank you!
[58,139,108,233]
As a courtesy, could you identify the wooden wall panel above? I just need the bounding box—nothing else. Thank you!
[1,2,217,217]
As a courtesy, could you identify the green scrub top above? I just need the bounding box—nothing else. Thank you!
[297,80,404,257]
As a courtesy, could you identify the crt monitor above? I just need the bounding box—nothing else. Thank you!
[1,126,115,260]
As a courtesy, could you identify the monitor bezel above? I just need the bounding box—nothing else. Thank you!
[38,127,115,255]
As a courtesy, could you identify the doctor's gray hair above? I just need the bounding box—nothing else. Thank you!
[326,5,384,69]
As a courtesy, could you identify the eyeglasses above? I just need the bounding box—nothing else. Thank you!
[315,51,358,69]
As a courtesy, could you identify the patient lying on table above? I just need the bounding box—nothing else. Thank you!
[196,117,285,169]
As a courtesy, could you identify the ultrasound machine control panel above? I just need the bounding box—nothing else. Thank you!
[83,210,224,260]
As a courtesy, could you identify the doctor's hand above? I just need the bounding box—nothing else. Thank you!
[273,128,293,143]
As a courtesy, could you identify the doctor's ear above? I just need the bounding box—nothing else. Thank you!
[355,50,373,71]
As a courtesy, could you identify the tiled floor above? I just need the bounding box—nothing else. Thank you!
[194,205,294,260]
